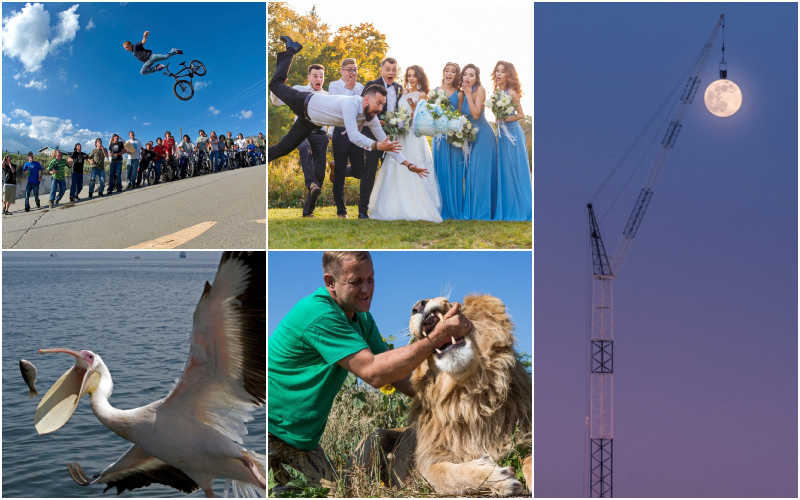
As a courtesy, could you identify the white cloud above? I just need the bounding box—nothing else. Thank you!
[142,122,152,126]
[1,3,82,73]
[85,18,95,30]
[1,108,104,153]
[195,81,209,90]
[58,68,67,81]
[72,82,77,89]
[133,116,136,120]
[13,72,22,80]
[209,106,221,116]
[23,78,47,90]
[239,110,253,120]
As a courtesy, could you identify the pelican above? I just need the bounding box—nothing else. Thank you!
[34,251,266,497]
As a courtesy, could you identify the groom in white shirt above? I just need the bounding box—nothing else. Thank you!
[268,37,427,217]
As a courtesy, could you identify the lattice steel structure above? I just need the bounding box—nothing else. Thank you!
[586,15,725,498]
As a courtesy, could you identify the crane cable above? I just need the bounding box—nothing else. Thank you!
[588,44,706,206]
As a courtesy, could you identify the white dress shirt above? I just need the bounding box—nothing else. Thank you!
[328,78,365,97]
[307,94,407,164]
[271,83,331,134]
[382,77,397,112]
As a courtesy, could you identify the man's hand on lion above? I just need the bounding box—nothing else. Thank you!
[424,302,472,352]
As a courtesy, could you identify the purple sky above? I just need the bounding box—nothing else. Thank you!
[535,3,797,497]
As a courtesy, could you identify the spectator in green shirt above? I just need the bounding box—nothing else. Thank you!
[268,251,471,494]
[47,150,69,208]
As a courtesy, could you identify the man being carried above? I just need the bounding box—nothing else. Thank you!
[268,37,428,220]
[123,31,182,75]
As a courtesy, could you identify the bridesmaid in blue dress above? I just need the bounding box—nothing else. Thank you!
[431,62,464,220]
[460,64,497,220]
[492,61,532,221]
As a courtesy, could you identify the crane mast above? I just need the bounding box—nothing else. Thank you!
[588,15,724,498]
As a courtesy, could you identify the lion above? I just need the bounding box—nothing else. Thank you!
[401,294,532,496]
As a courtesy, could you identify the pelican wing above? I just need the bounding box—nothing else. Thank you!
[67,444,199,495]
[163,251,265,442]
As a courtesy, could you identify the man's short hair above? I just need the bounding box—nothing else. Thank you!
[323,251,372,279]
[124,41,132,47]
[364,84,387,98]
[380,57,397,67]
[27,151,33,157]
[341,58,357,69]
[308,64,324,74]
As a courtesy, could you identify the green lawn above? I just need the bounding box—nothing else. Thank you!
[268,206,531,249]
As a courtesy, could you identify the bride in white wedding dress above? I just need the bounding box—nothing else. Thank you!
[369,66,443,223]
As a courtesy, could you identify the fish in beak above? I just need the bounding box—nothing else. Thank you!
[34,348,101,435]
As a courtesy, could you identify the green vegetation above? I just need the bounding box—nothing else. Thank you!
[271,349,532,497]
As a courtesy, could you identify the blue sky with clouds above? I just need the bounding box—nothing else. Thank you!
[2,2,266,154]
[268,251,533,358]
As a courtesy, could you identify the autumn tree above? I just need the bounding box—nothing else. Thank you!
[317,23,391,83]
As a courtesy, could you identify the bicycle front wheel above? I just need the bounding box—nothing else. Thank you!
[190,60,207,77]
[146,168,156,186]
[174,80,194,101]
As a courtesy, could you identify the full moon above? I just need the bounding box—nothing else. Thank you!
[704,79,743,117]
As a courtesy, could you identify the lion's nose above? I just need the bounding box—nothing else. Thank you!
[411,300,428,316]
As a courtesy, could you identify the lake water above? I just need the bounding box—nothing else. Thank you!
[2,253,266,497]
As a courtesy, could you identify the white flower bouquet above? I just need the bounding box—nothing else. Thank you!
[486,88,517,121]
[381,107,413,140]
[447,116,477,149]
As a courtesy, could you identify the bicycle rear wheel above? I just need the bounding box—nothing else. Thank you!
[146,168,156,186]
[174,80,194,100]
[190,60,207,77]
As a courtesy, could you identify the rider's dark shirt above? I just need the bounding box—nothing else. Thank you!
[132,42,152,63]
[68,151,89,174]
[140,149,157,167]
[109,141,126,161]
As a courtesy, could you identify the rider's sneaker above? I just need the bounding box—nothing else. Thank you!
[174,49,183,55]
[155,64,166,72]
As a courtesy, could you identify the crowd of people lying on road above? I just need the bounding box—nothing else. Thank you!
[1,130,266,215]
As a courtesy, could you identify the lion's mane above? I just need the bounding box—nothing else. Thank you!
[409,294,532,473]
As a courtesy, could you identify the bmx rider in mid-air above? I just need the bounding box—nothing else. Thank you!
[123,31,182,75]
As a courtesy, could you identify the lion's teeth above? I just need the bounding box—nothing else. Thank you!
[452,337,456,345]
[435,349,442,354]
[421,331,427,337]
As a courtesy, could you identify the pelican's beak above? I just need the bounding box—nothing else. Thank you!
[34,348,101,435]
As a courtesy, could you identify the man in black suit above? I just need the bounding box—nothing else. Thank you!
[358,57,402,219]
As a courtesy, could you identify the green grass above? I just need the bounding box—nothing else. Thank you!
[268,207,531,249]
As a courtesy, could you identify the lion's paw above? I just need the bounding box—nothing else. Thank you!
[470,457,525,497]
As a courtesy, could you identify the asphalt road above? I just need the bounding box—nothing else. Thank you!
[3,166,266,249]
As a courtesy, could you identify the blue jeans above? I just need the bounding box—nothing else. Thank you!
[49,179,66,202]
[127,159,139,186]
[25,182,40,208]
[141,49,180,75]
[70,173,83,198]
[89,169,105,195]
[109,161,123,190]
[210,150,220,172]
[153,160,164,182]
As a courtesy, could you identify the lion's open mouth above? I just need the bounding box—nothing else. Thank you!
[420,309,466,358]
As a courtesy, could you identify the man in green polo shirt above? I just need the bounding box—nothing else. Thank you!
[47,150,69,208]
[268,251,471,494]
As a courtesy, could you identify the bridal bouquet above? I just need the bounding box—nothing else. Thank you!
[381,107,413,140]
[486,88,517,121]
[486,88,518,144]
[426,89,454,118]
[447,116,477,149]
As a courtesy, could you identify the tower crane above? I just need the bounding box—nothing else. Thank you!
[586,14,725,498]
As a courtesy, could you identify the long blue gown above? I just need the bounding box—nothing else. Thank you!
[494,90,532,221]
[432,89,464,220]
[461,87,497,220]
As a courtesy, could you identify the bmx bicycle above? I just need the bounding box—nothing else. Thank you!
[163,60,207,101]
